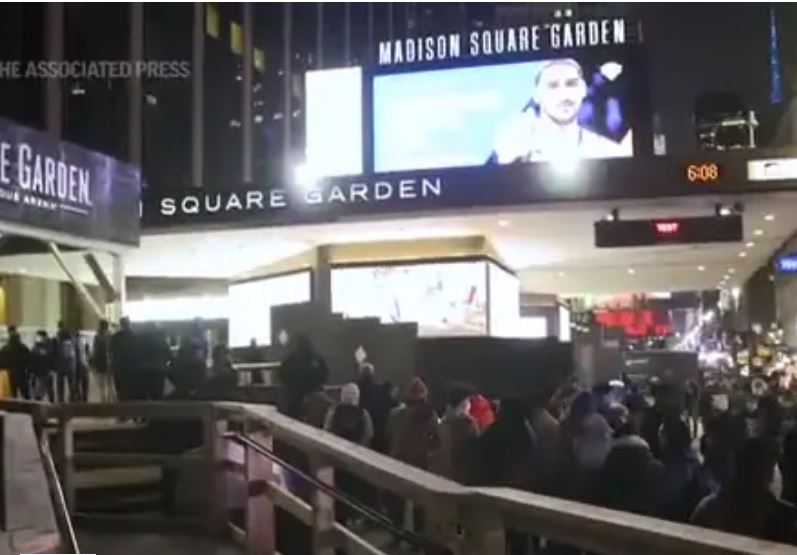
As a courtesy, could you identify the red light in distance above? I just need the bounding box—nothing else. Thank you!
[654,221,680,235]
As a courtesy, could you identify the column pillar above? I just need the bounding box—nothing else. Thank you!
[111,254,126,322]
[192,2,205,188]
[282,3,293,177]
[242,3,254,183]
[44,3,64,137]
[128,2,144,167]
[313,246,331,314]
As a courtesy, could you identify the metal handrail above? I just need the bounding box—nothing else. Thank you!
[38,433,80,554]
[224,431,448,554]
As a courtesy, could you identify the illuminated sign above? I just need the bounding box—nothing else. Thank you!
[595,215,742,247]
[685,162,721,184]
[654,221,680,235]
[156,177,444,218]
[376,17,629,66]
[595,309,671,336]
[775,253,797,274]
[748,158,797,181]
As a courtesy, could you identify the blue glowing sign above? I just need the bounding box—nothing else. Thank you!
[775,253,797,273]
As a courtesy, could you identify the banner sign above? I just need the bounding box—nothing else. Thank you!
[775,252,797,274]
[142,152,769,230]
[377,17,630,67]
[0,116,140,247]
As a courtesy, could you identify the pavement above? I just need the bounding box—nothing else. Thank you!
[76,530,243,555]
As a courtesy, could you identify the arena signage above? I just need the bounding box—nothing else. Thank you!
[377,17,628,66]
[775,253,797,274]
[0,116,140,247]
[156,176,443,218]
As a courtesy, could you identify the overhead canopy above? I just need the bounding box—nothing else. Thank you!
[0,116,141,253]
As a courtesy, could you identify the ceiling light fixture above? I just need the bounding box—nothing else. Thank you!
[558,271,566,277]
[753,229,764,236]
[727,268,736,274]
[739,251,747,258]
[745,241,755,248]
[498,219,510,228]
[765,214,775,222]
[628,268,635,275]
[697,265,705,272]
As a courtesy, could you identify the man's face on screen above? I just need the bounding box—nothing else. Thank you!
[536,62,587,126]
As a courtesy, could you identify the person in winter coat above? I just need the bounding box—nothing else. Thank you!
[386,378,440,470]
[594,434,666,517]
[385,378,439,535]
[474,397,538,491]
[277,335,329,418]
[324,383,374,525]
[29,330,54,402]
[92,320,113,402]
[111,317,138,401]
[692,437,797,545]
[430,384,479,483]
[659,417,710,522]
[54,322,78,403]
[0,326,30,399]
[324,383,374,445]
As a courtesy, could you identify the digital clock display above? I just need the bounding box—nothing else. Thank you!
[685,162,722,184]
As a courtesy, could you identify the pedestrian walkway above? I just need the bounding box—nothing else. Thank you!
[77,530,242,555]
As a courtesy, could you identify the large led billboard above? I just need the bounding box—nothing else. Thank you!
[488,262,520,337]
[304,67,363,177]
[373,56,633,172]
[331,261,487,336]
[228,271,311,347]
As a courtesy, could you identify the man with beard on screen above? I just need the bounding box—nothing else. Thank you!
[492,58,630,164]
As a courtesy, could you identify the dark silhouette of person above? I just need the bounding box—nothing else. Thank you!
[54,321,78,402]
[29,330,54,401]
[595,435,666,517]
[277,335,329,418]
[111,317,138,401]
[0,325,30,399]
[659,417,709,522]
[92,319,113,402]
[692,437,797,545]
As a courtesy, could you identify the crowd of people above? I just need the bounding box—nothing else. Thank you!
[4,320,796,549]
[0,322,90,402]
[0,317,230,403]
[278,339,797,549]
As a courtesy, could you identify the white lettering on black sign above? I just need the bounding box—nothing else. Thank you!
[0,139,93,215]
[157,177,444,218]
[378,18,627,66]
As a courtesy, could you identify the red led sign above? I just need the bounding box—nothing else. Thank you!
[595,309,672,337]
[654,221,680,235]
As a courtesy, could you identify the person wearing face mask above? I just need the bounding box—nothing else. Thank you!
[430,384,479,483]
[692,437,797,545]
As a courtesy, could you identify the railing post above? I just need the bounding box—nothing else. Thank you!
[462,506,506,555]
[203,405,228,537]
[245,422,275,555]
[309,454,335,555]
[424,496,465,554]
[55,416,75,513]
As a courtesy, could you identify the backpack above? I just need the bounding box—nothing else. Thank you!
[60,338,76,362]
[330,405,366,443]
